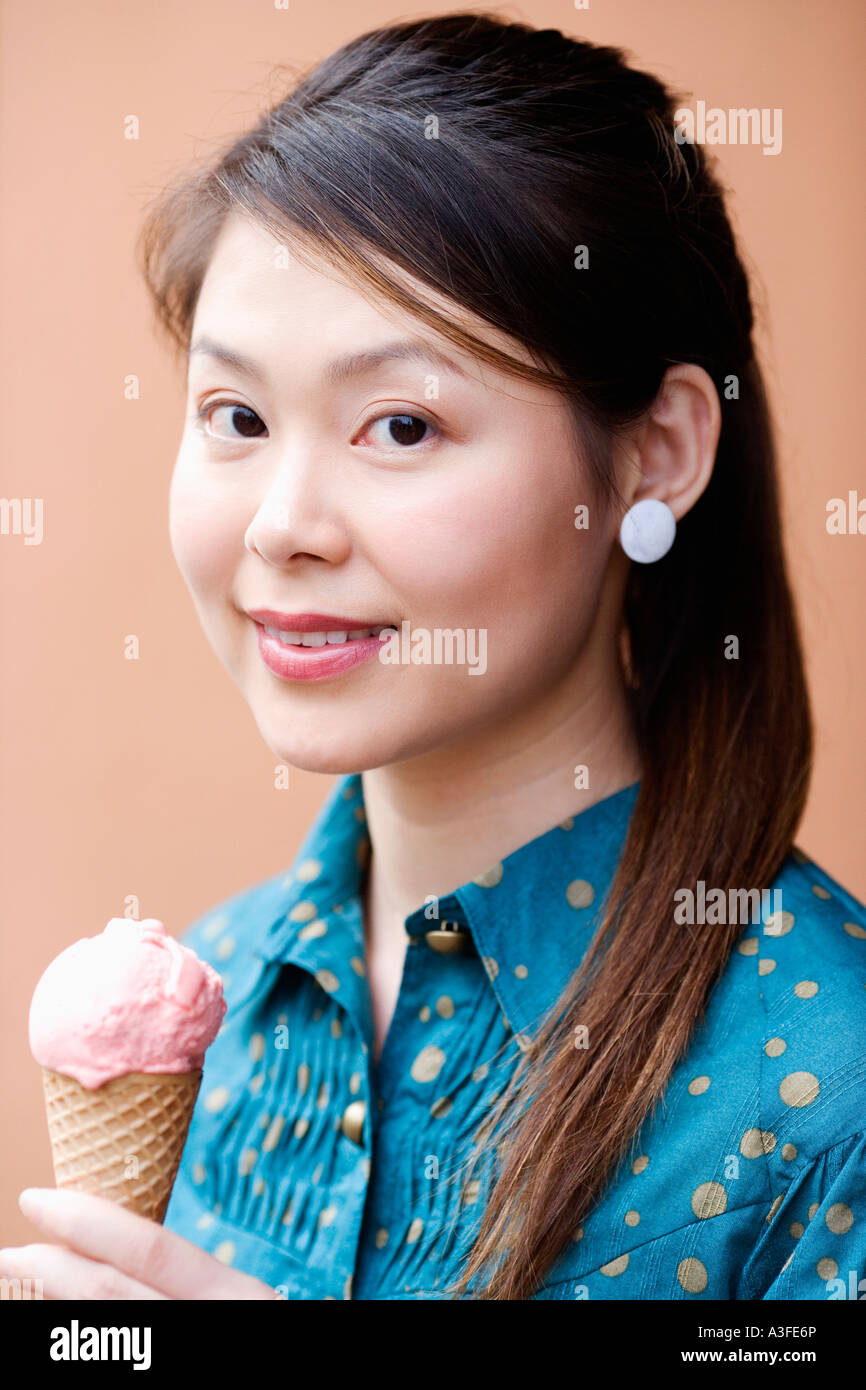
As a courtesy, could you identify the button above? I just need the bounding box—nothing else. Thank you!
[424,920,474,955]
[341,1099,366,1145]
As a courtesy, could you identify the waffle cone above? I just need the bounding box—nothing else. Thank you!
[41,1066,202,1223]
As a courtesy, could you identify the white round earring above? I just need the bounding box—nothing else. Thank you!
[619,498,676,563]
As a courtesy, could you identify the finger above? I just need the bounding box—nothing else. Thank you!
[0,1243,168,1300]
[18,1189,270,1299]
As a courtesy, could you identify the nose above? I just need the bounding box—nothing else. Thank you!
[243,448,349,567]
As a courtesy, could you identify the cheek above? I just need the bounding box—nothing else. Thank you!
[367,451,603,630]
[168,459,242,599]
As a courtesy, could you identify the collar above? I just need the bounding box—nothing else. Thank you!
[252,772,639,1048]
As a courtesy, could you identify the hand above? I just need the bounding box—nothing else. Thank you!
[0,1188,283,1299]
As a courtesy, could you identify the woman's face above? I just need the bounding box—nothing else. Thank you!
[171,211,621,773]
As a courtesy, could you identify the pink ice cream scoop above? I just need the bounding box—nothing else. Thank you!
[29,918,226,1089]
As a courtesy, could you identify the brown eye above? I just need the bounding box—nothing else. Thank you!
[365,413,437,448]
[198,401,268,440]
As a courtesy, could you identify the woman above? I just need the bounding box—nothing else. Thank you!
[9,12,866,1301]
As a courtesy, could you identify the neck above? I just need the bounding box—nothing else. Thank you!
[360,643,641,951]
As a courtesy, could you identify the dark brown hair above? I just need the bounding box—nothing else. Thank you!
[138,11,812,1299]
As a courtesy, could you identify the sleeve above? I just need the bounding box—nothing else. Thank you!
[737,1131,866,1300]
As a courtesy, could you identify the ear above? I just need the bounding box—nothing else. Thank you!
[616,363,722,520]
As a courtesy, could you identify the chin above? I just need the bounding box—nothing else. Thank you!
[252,715,396,776]
[251,704,466,777]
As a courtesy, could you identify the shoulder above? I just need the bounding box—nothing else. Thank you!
[754,848,866,1162]
[759,847,866,1005]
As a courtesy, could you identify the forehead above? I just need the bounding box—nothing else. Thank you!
[192,209,539,377]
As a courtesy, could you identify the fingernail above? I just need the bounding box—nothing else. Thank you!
[19,1188,49,1212]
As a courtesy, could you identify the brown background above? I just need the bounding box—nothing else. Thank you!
[2,0,864,1246]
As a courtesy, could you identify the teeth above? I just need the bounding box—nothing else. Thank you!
[263,625,387,647]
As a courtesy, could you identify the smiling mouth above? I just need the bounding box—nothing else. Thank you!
[259,624,395,648]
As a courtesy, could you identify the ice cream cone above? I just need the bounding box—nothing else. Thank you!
[30,917,224,1222]
[41,1065,202,1223]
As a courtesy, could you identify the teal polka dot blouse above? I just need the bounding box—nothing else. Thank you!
[164,775,866,1300]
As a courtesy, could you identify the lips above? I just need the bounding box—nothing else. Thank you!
[247,610,398,683]
[247,610,395,633]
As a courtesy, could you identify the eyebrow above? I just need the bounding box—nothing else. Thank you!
[187,335,471,385]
